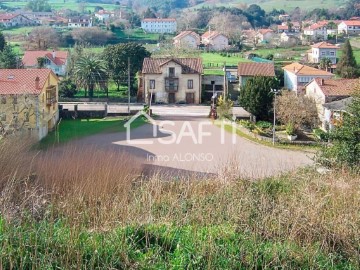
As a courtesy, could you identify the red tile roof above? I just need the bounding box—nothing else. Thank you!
[22,51,68,66]
[237,63,275,77]
[311,42,338,49]
[142,58,203,74]
[258,29,274,35]
[173,31,200,41]
[0,13,19,21]
[313,78,358,97]
[201,30,226,40]
[0,69,56,95]
[305,23,326,30]
[283,62,334,76]
[277,25,289,30]
[341,20,360,26]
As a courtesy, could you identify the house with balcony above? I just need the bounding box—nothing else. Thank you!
[283,62,334,93]
[0,69,59,140]
[305,78,357,129]
[173,31,201,49]
[141,18,177,33]
[138,58,203,104]
[338,20,360,35]
[22,50,69,76]
[307,42,339,64]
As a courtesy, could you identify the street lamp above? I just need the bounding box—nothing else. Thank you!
[211,80,215,108]
[271,88,280,145]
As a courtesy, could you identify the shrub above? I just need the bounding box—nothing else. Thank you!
[59,78,77,98]
[238,120,255,131]
[313,128,329,141]
[286,122,296,135]
[216,95,233,119]
[256,120,272,130]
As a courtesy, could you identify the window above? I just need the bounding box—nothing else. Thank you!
[330,52,335,56]
[150,80,155,89]
[321,52,326,56]
[1,96,6,104]
[13,96,17,104]
[169,67,175,77]
[187,79,194,89]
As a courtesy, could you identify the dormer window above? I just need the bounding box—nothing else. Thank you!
[169,67,175,77]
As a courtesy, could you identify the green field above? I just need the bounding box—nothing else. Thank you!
[3,0,119,11]
[201,52,250,67]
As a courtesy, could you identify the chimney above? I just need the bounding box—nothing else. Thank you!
[35,77,40,89]
[52,50,56,59]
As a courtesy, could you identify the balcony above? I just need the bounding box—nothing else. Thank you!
[165,78,179,92]
[46,85,57,106]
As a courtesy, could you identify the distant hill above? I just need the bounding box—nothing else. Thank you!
[191,0,348,11]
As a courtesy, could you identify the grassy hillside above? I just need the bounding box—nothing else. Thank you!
[193,0,348,11]
[0,138,359,268]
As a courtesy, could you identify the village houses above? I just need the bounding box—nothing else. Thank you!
[173,31,201,49]
[22,50,69,76]
[0,69,59,140]
[283,62,334,93]
[201,30,229,51]
[138,58,203,104]
[302,23,328,41]
[307,42,339,64]
[338,20,360,35]
[0,13,34,27]
[305,78,358,130]
[68,16,92,28]
[256,29,274,43]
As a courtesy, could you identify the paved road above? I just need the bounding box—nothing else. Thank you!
[61,116,313,179]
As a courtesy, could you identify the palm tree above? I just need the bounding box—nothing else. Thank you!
[73,54,108,98]
[319,57,332,72]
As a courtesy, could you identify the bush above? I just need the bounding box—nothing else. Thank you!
[238,120,255,131]
[59,79,77,98]
[286,122,296,135]
[216,96,233,119]
[313,128,329,141]
[256,120,272,130]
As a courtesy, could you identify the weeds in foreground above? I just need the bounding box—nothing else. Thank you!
[0,138,359,269]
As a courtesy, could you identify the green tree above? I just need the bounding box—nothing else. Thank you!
[0,45,17,68]
[0,31,6,52]
[26,0,52,12]
[318,89,360,168]
[319,57,332,72]
[37,57,46,68]
[73,55,108,98]
[336,39,359,78]
[103,43,150,93]
[239,76,279,120]
[59,78,77,98]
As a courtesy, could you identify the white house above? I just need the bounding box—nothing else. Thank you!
[338,20,360,35]
[141,18,177,33]
[283,62,334,93]
[303,23,327,41]
[173,31,200,49]
[305,78,357,129]
[94,10,115,22]
[22,51,69,76]
[138,58,203,104]
[68,16,92,27]
[308,42,338,64]
[201,31,229,51]
[0,13,34,27]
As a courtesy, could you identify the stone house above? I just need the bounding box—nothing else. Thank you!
[0,13,34,27]
[0,69,59,140]
[201,31,229,51]
[256,29,274,43]
[138,58,203,104]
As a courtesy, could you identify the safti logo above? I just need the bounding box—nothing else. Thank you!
[124,111,237,145]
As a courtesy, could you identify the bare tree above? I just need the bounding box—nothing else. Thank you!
[26,27,59,50]
[71,27,112,46]
[276,91,319,128]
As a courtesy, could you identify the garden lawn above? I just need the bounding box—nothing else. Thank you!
[39,116,146,147]
[201,52,250,67]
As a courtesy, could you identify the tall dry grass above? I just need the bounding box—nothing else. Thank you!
[0,138,360,268]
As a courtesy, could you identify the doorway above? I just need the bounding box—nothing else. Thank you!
[168,93,176,104]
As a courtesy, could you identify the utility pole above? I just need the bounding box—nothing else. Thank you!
[128,57,130,115]
[223,62,227,98]
[271,88,279,145]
